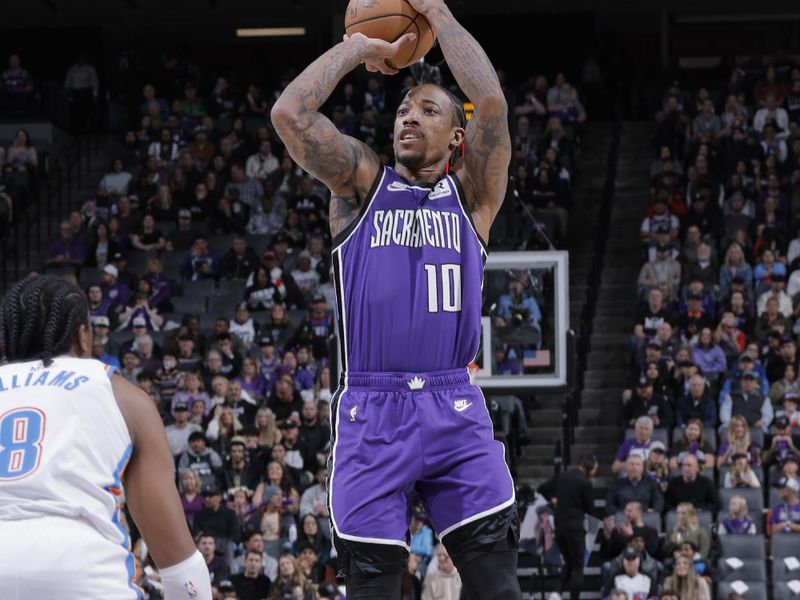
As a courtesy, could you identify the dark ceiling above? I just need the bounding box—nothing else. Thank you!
[0,0,798,28]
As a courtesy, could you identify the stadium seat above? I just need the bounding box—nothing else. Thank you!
[150,330,167,347]
[208,295,238,317]
[772,533,800,566]
[665,510,713,533]
[718,488,764,513]
[126,252,149,274]
[245,234,272,257]
[78,267,103,288]
[719,534,766,559]
[161,251,185,275]
[218,280,246,299]
[210,233,236,251]
[769,487,781,508]
[181,279,216,298]
[109,330,133,347]
[716,582,768,600]
[774,582,800,600]
[717,558,767,582]
[199,314,221,330]
[670,426,717,451]
[171,296,207,315]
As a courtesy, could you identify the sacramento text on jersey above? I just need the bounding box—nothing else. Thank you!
[369,209,462,253]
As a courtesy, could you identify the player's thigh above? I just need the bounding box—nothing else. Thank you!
[416,384,516,541]
[0,517,139,600]
[328,387,421,544]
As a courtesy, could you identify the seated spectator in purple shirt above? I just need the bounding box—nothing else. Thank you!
[237,358,269,402]
[718,495,757,535]
[690,328,727,375]
[45,220,87,272]
[172,371,212,417]
[87,283,114,323]
[101,263,130,315]
[769,477,800,534]
[143,255,174,311]
[495,343,521,375]
[612,416,655,475]
[178,467,206,527]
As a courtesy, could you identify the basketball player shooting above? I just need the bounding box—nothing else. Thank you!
[0,276,212,600]
[272,1,521,598]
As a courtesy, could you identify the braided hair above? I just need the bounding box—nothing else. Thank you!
[0,275,90,366]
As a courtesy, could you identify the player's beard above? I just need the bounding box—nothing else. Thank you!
[396,148,427,171]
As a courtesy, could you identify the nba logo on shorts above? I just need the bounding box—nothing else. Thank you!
[184,581,198,598]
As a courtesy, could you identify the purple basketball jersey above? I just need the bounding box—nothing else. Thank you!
[332,166,487,372]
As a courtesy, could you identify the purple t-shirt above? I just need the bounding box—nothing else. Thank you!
[615,439,652,462]
[769,500,800,530]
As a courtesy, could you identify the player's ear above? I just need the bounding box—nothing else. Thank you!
[448,126,465,152]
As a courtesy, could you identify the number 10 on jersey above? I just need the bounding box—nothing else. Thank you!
[424,263,462,313]
[0,407,45,480]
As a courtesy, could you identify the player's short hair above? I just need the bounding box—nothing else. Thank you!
[403,83,466,129]
[0,275,89,367]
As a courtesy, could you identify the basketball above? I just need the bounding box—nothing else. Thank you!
[344,0,436,69]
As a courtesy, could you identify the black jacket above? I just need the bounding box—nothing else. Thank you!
[538,468,596,530]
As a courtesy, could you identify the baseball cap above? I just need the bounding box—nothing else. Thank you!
[774,415,791,429]
[92,315,110,328]
[782,335,796,345]
[656,242,670,252]
[201,483,222,496]
[273,232,289,245]
[739,353,754,362]
[774,477,800,493]
[178,208,192,219]
[174,401,189,412]
[311,292,326,304]
[228,435,246,449]
[741,370,757,380]
[646,339,662,349]
[650,440,666,453]
[263,250,276,260]
[686,291,702,300]
[772,273,786,281]
[217,580,235,592]
[622,547,641,560]
[783,392,800,403]
[297,250,312,261]
[103,264,119,278]
[259,335,275,346]
[112,251,125,262]
[132,316,147,327]
[637,376,653,387]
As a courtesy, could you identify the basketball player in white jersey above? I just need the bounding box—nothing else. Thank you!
[0,275,212,600]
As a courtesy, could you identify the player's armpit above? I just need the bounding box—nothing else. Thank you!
[111,374,197,570]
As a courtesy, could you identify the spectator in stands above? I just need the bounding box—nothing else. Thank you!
[180,234,220,281]
[225,163,263,211]
[606,441,662,511]
[777,391,800,428]
[762,414,800,468]
[178,467,205,526]
[193,483,241,558]
[622,375,673,434]
[723,452,761,489]
[165,400,203,457]
[692,99,721,140]
[718,494,757,535]
[148,127,180,167]
[665,454,718,513]
[270,554,314,599]
[720,370,773,434]
[767,336,799,384]
[45,220,86,273]
[166,208,198,252]
[690,327,726,376]
[757,273,792,318]
[612,417,655,475]
[753,92,789,135]
[100,263,130,315]
[675,375,716,429]
[178,430,223,488]
[637,242,682,300]
[662,503,711,563]
[246,140,280,184]
[197,532,230,586]
[717,415,762,468]
[245,266,282,311]
[99,158,133,197]
[662,555,711,600]
[291,251,320,298]
[715,310,747,366]
[1,54,33,114]
[602,547,655,600]
[669,419,715,471]
[422,544,462,600]
[221,236,259,282]
[769,477,800,534]
[130,214,166,252]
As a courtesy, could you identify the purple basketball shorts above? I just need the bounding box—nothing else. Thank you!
[327,368,515,550]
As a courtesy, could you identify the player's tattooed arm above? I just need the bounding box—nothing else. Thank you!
[271,34,411,237]
[411,1,511,219]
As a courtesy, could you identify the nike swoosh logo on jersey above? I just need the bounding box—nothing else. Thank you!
[387,181,412,192]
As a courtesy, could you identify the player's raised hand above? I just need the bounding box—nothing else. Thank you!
[343,31,416,75]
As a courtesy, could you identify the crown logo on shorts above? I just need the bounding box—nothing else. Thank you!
[407,376,426,390]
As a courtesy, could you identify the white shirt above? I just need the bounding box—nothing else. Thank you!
[245,153,279,181]
[64,63,99,94]
[613,573,652,600]
[756,289,793,318]
[753,107,789,133]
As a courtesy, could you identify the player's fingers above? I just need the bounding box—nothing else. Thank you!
[388,32,416,54]
[375,59,399,75]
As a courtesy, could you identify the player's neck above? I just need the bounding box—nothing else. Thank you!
[393,162,446,185]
